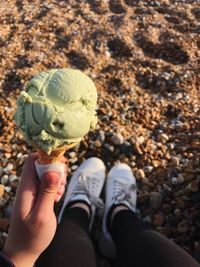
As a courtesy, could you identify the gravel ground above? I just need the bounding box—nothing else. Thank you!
[0,0,200,265]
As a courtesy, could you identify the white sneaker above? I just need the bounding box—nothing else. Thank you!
[58,157,106,229]
[100,163,137,259]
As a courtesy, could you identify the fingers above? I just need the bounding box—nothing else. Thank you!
[15,153,67,220]
[62,161,67,176]
[55,180,66,202]
[14,153,39,219]
[20,153,39,185]
[60,156,67,164]
[33,172,59,217]
[54,160,67,202]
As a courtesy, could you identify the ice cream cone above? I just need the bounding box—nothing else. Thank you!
[36,143,78,164]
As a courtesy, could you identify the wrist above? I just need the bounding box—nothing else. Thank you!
[2,248,36,267]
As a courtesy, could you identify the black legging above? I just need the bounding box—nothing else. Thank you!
[112,210,200,267]
[36,206,200,267]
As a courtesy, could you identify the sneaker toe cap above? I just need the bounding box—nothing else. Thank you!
[80,157,106,177]
[108,163,135,181]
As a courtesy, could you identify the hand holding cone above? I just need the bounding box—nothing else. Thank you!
[35,143,78,202]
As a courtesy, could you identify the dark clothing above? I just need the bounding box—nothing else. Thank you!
[0,253,15,267]
[36,207,95,267]
[112,210,200,267]
[1,207,199,267]
[36,207,200,267]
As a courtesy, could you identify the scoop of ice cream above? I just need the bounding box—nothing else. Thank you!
[14,69,98,154]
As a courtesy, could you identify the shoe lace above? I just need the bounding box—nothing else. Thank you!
[112,180,137,210]
[72,174,104,211]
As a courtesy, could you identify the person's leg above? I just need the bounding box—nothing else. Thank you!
[100,163,200,267]
[111,206,200,267]
[37,157,106,267]
[36,203,95,267]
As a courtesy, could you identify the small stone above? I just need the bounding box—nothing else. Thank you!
[138,192,150,204]
[157,226,172,237]
[176,199,185,209]
[95,140,102,148]
[134,143,143,155]
[0,167,3,176]
[17,152,23,158]
[153,214,165,226]
[162,204,172,214]
[5,153,11,159]
[1,175,8,185]
[130,161,136,167]
[105,50,111,58]
[175,92,183,100]
[177,174,185,184]
[150,143,157,151]
[188,180,199,192]
[162,159,168,167]
[158,133,169,143]
[172,177,178,185]
[136,169,145,179]
[168,143,175,150]
[69,157,78,164]
[194,158,200,168]
[168,168,179,178]
[174,208,181,217]
[8,175,18,183]
[177,220,188,233]
[156,167,166,178]
[3,205,12,219]
[143,165,153,173]
[0,185,5,198]
[108,145,114,152]
[111,133,124,145]
[0,197,8,207]
[2,232,8,238]
[69,152,76,158]
[162,183,172,195]
[0,218,9,231]
[10,181,18,189]
[71,165,78,171]
[142,215,152,224]
[150,192,162,209]
[157,142,163,148]
[4,163,14,174]
[194,242,200,252]
[152,160,160,168]
[99,130,105,143]
[136,136,145,145]
[165,152,171,160]
[4,186,11,193]
[185,173,196,182]
[170,156,180,167]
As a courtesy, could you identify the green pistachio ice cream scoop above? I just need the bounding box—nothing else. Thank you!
[14,68,98,155]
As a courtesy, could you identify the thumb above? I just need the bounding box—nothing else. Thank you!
[34,172,59,215]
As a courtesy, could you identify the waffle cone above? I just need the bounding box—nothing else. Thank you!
[36,143,78,164]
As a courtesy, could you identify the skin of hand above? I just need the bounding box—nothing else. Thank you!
[55,157,67,202]
[2,153,67,267]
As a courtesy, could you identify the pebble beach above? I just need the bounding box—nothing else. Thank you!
[0,0,199,265]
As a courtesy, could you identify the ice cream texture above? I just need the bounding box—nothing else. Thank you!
[14,68,98,154]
